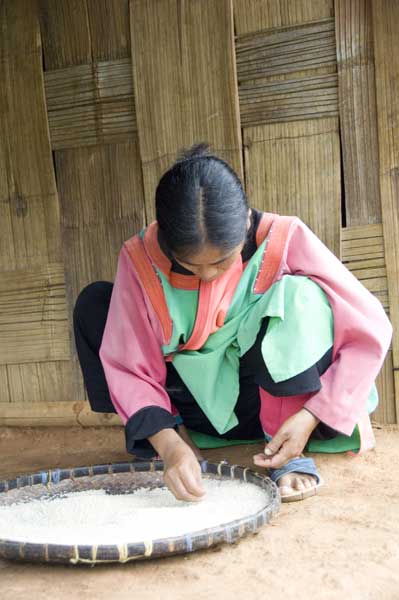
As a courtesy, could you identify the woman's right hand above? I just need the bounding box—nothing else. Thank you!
[148,429,206,502]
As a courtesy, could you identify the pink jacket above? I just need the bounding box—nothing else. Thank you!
[99,217,393,444]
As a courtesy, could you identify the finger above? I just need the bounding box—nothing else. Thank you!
[165,469,204,502]
[180,466,205,497]
[261,446,292,469]
[263,431,289,456]
[172,474,204,502]
[253,438,294,468]
[253,453,270,467]
[164,473,180,500]
[194,462,205,488]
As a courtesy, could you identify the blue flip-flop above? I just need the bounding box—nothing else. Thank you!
[268,456,324,502]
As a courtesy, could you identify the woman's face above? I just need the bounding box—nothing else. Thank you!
[172,241,245,282]
[170,209,251,282]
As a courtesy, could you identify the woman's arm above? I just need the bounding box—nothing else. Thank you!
[98,245,205,500]
[98,246,177,444]
[281,217,393,436]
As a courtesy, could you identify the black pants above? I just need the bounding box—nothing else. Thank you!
[73,281,338,445]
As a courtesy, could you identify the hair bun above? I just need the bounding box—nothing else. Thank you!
[176,142,212,163]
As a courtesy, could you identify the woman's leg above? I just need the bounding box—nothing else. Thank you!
[73,281,117,413]
[240,316,338,440]
[240,317,332,499]
[72,283,262,453]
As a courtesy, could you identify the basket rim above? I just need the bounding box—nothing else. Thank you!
[0,459,281,564]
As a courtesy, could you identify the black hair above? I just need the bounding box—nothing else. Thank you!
[155,142,248,255]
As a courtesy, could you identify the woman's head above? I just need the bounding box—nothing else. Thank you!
[155,142,250,281]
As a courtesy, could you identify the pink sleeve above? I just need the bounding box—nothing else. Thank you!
[280,217,393,436]
[98,245,174,425]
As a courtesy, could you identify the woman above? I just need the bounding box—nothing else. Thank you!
[73,143,392,503]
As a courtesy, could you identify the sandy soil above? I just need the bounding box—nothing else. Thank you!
[0,424,398,600]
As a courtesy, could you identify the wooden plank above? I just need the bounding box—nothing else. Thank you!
[236,20,336,81]
[130,0,243,221]
[86,0,130,61]
[39,0,91,69]
[335,0,381,226]
[0,401,122,426]
[372,0,399,419]
[6,361,80,403]
[54,140,145,315]
[342,239,384,252]
[341,257,385,271]
[0,0,73,405]
[0,367,11,403]
[0,0,61,270]
[341,221,391,408]
[44,58,136,150]
[349,267,386,280]
[342,250,385,262]
[239,73,338,127]
[374,351,397,424]
[236,20,338,126]
[0,263,69,365]
[234,0,333,35]
[341,223,383,241]
[243,117,341,256]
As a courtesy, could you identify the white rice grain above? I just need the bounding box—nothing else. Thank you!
[0,478,266,545]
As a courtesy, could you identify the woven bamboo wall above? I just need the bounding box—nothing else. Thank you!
[0,0,397,427]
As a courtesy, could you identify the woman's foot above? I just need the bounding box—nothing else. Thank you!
[253,453,323,501]
[277,472,318,498]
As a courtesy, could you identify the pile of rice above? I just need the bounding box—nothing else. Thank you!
[0,478,266,545]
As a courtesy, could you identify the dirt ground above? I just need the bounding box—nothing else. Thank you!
[0,424,398,600]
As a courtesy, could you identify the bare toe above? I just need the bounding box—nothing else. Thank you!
[277,472,318,496]
[293,477,305,491]
[277,475,295,497]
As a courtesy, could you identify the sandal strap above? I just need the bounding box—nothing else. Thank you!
[268,456,321,485]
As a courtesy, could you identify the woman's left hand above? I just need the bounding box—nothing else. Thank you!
[253,408,320,469]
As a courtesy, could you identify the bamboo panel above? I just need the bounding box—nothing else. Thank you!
[0,401,122,427]
[236,19,338,127]
[234,0,333,35]
[41,18,338,147]
[374,352,397,424]
[372,0,399,418]
[243,117,340,256]
[239,73,338,127]
[5,362,78,404]
[0,263,69,365]
[341,223,383,241]
[335,0,381,226]
[44,58,136,150]
[342,223,394,422]
[54,140,145,312]
[0,1,61,270]
[341,223,388,310]
[40,0,130,68]
[236,20,336,82]
[39,0,92,69]
[130,0,243,222]
[0,0,71,405]
[86,0,130,61]
[41,1,145,408]
[0,368,11,403]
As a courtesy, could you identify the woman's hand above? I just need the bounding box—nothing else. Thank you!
[253,408,320,469]
[163,439,205,502]
[149,428,205,502]
[177,423,204,461]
